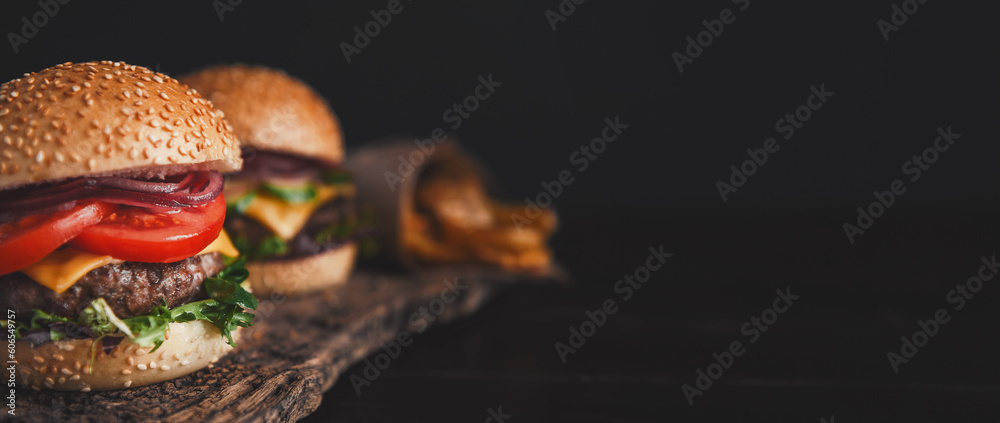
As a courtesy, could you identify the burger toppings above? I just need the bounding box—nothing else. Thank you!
[0,171,228,277]
[224,151,359,260]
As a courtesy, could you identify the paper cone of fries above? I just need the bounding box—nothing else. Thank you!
[345,138,557,274]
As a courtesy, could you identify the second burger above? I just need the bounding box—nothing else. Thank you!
[181,65,357,295]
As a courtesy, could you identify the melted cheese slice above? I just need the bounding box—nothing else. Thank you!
[20,230,240,294]
[243,184,355,241]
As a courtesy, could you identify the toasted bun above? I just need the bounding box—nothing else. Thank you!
[16,320,239,391]
[0,61,242,191]
[246,242,356,296]
[180,65,344,164]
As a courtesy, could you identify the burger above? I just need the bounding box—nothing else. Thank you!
[0,61,257,391]
[180,65,357,295]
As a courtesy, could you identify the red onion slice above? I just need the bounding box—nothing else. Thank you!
[0,171,223,217]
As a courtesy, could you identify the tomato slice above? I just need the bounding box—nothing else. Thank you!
[71,196,226,263]
[0,202,112,275]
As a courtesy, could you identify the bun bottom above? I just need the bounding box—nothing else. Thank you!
[17,320,239,391]
[246,242,356,296]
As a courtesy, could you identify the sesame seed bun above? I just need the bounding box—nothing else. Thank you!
[16,320,240,391]
[180,65,344,164]
[0,61,242,191]
[246,242,356,296]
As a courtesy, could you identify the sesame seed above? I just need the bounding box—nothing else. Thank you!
[122,369,132,375]
[60,368,72,375]
[69,375,80,381]
[123,380,132,388]
[81,386,91,392]
[33,357,44,364]
[159,92,170,100]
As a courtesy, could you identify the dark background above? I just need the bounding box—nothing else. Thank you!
[2,0,998,421]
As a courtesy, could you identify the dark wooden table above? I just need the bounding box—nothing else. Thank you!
[303,208,1000,422]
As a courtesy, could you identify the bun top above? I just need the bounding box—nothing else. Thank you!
[0,61,241,190]
[180,65,344,165]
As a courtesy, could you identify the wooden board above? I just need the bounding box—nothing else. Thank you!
[11,267,564,422]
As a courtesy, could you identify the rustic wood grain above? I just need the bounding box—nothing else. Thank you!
[10,266,564,423]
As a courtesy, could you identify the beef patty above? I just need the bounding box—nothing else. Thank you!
[0,252,224,320]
